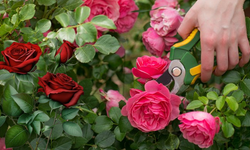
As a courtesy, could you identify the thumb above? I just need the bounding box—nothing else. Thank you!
[177,9,197,39]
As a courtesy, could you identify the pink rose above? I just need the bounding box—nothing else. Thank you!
[81,0,120,31]
[114,0,139,33]
[132,56,169,84]
[178,111,221,148]
[142,27,166,57]
[115,46,125,57]
[121,80,181,132]
[0,138,12,150]
[163,36,178,51]
[150,0,178,16]
[2,13,8,19]
[100,89,127,116]
[150,7,183,36]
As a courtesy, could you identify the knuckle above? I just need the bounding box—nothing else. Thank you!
[230,58,239,67]
[202,65,213,72]
[203,36,216,48]
[217,65,228,72]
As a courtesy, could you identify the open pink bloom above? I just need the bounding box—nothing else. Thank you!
[114,0,139,33]
[150,0,178,16]
[132,56,169,84]
[100,89,127,116]
[121,80,181,132]
[164,36,178,51]
[0,138,12,150]
[178,111,221,148]
[150,7,183,36]
[142,27,165,57]
[82,0,120,31]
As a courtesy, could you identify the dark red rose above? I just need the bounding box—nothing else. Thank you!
[0,42,42,74]
[55,40,76,63]
[38,72,84,107]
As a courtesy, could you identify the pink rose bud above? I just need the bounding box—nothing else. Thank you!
[100,90,127,116]
[2,13,8,19]
[132,56,169,84]
[142,27,166,57]
[178,111,221,148]
[115,46,126,57]
[150,7,183,36]
[114,0,139,33]
[121,80,181,132]
[0,138,12,150]
[81,0,120,31]
[150,0,178,16]
[43,30,51,37]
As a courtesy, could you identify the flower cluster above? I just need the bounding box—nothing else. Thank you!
[142,0,183,57]
[81,0,138,33]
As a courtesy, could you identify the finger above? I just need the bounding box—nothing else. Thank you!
[200,32,215,82]
[228,40,239,70]
[177,9,197,39]
[238,36,250,67]
[214,43,229,76]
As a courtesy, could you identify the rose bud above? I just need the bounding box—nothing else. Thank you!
[150,7,183,36]
[55,40,76,63]
[132,56,169,84]
[178,111,221,148]
[38,72,84,107]
[0,138,12,150]
[0,42,42,74]
[142,27,166,57]
[100,89,127,116]
[121,80,181,132]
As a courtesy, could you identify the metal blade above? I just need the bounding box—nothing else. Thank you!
[156,70,173,86]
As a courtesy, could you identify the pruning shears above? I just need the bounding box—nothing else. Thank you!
[156,29,204,94]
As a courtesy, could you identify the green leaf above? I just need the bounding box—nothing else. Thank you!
[55,13,70,27]
[92,116,113,133]
[84,113,97,124]
[232,90,244,103]
[34,112,50,122]
[79,79,92,97]
[236,102,247,116]
[37,0,56,6]
[165,134,180,150]
[12,93,33,113]
[207,91,218,100]
[0,116,7,127]
[57,0,84,10]
[11,14,18,25]
[49,100,63,110]
[92,65,108,79]
[62,108,79,120]
[222,121,235,138]
[114,127,125,142]
[30,138,46,150]
[0,69,14,81]
[47,31,57,38]
[186,100,203,110]
[242,112,250,127]
[57,28,76,43]
[0,24,12,36]
[2,85,22,117]
[109,107,122,124]
[63,122,82,137]
[76,23,97,46]
[75,45,96,63]
[118,116,133,133]
[240,79,250,97]
[52,137,72,150]
[17,114,32,124]
[44,119,63,140]
[95,131,115,148]
[82,123,94,143]
[19,4,35,21]
[35,19,51,33]
[227,115,241,127]
[223,83,238,96]
[103,54,123,70]
[222,71,241,84]
[38,95,50,103]
[84,96,99,109]
[94,35,120,55]
[198,96,208,105]
[91,15,116,29]
[5,125,29,148]
[216,96,225,111]
[75,6,90,24]
[32,121,41,134]
[226,96,239,112]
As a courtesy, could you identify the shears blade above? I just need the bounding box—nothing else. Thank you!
[156,69,173,86]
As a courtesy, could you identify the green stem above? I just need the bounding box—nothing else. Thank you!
[35,133,43,150]
[209,107,217,114]
[27,141,34,150]
[77,107,96,114]
[44,7,57,19]
[45,113,57,150]
[43,6,48,18]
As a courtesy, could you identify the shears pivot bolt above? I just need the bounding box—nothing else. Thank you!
[172,67,182,77]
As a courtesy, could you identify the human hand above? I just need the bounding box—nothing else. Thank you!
[178,0,250,82]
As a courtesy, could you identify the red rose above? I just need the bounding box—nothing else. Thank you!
[0,42,42,74]
[38,72,84,107]
[55,40,76,63]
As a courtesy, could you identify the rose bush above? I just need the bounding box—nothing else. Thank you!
[0,0,250,149]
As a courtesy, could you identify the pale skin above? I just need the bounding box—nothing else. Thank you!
[178,0,250,82]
